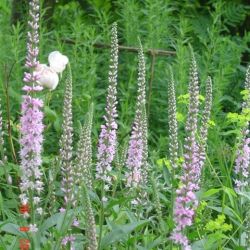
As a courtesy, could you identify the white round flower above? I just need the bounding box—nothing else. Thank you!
[35,64,59,90]
[29,224,38,233]
[48,51,69,73]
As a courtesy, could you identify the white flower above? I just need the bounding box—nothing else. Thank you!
[102,196,108,202]
[23,212,30,219]
[33,196,40,205]
[48,51,69,73]
[36,207,43,215]
[19,194,29,205]
[35,64,59,90]
[29,224,38,232]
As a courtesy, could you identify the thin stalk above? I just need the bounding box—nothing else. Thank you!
[3,63,17,163]
[98,183,105,250]
[170,168,175,250]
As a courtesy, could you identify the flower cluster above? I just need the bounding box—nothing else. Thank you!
[96,23,119,198]
[168,68,178,169]
[126,43,147,188]
[60,66,74,205]
[171,51,213,249]
[234,66,250,192]
[20,95,44,208]
[24,0,40,76]
[234,135,250,191]
[35,51,68,90]
[75,104,94,190]
[198,76,212,173]
[62,235,75,248]
[19,0,44,220]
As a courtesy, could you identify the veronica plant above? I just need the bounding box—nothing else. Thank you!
[19,0,44,231]
[234,66,250,192]
[126,42,148,205]
[75,103,94,191]
[96,22,119,202]
[168,67,178,170]
[59,65,75,206]
[171,50,212,249]
[233,66,250,247]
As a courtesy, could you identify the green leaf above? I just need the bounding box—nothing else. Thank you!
[0,222,25,237]
[44,106,57,122]
[202,188,221,198]
[223,186,237,207]
[146,236,164,249]
[39,212,65,233]
[237,191,250,201]
[100,220,149,249]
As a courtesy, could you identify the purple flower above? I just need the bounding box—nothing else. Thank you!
[96,23,119,194]
[19,96,44,204]
[126,43,147,189]
[72,219,80,227]
[25,0,40,73]
[19,0,44,219]
[171,52,213,248]
[234,66,250,192]
[62,235,75,247]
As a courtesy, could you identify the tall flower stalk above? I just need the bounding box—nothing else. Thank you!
[96,22,119,200]
[168,67,178,170]
[168,67,179,250]
[60,65,74,205]
[19,0,44,227]
[126,42,148,204]
[171,51,200,249]
[198,76,212,175]
[75,103,94,190]
[233,66,250,247]
[96,23,119,249]
[234,66,250,192]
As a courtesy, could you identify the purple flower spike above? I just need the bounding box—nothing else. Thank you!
[96,23,119,196]
[171,51,200,249]
[19,0,44,216]
[234,66,250,192]
[126,42,148,190]
[171,52,213,248]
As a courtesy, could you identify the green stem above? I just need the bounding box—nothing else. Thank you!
[98,182,105,250]
[170,168,175,250]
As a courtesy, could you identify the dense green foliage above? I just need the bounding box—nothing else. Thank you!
[0,0,250,249]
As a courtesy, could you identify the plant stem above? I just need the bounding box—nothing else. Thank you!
[98,182,105,250]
